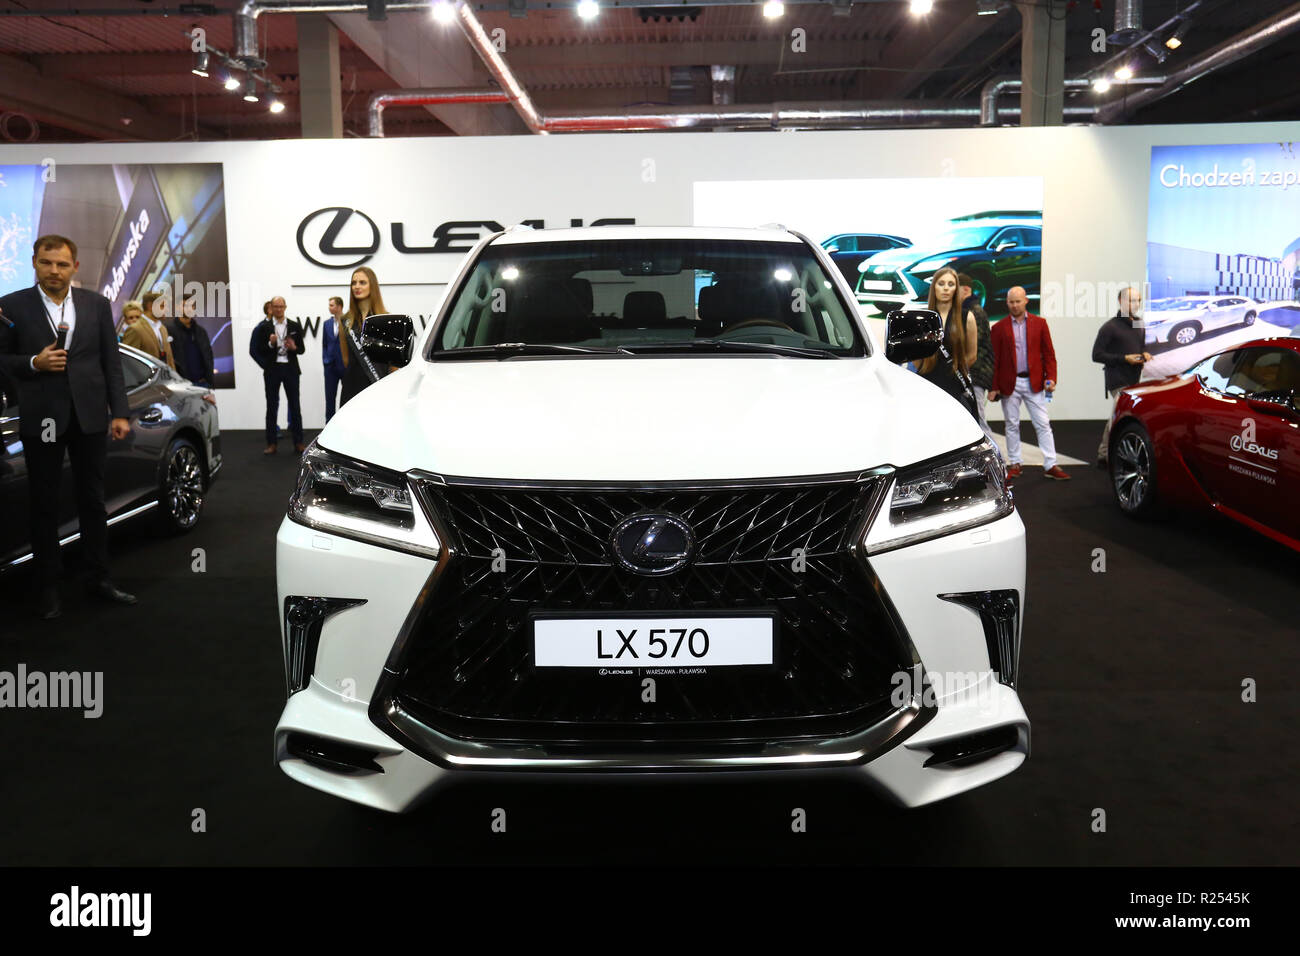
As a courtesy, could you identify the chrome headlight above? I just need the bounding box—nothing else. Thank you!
[864,441,1012,555]
[288,441,440,559]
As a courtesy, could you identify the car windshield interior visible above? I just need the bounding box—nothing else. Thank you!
[431,238,865,355]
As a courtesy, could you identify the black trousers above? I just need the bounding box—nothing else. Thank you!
[22,406,109,589]
[264,365,303,445]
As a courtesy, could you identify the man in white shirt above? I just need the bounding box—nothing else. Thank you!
[0,234,136,618]
[249,295,307,455]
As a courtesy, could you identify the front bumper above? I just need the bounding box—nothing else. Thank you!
[274,499,1028,812]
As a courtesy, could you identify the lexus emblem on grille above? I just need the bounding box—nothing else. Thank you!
[610,513,695,576]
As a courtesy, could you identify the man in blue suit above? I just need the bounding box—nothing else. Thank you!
[322,296,345,422]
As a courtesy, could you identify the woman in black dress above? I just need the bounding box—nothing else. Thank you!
[338,266,390,407]
[915,267,978,419]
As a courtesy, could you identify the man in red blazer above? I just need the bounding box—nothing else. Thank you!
[988,287,1070,480]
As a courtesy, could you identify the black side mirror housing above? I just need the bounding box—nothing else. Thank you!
[361,314,416,368]
[885,309,942,364]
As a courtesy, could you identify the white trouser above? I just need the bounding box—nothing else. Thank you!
[1001,377,1057,470]
[972,386,1001,457]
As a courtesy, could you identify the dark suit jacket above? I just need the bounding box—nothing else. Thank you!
[990,312,1058,395]
[322,317,345,370]
[0,285,129,438]
[250,317,306,374]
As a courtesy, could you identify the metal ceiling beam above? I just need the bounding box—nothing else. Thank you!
[506,40,896,72]
[1097,1,1300,123]
[28,51,378,77]
[0,52,181,141]
[870,5,1001,99]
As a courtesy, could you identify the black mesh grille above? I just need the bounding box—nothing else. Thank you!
[388,478,912,747]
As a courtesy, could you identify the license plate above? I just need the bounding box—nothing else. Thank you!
[533,615,775,668]
[859,280,895,291]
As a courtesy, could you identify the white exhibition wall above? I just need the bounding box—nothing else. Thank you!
[3,119,1298,430]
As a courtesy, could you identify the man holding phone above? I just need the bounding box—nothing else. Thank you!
[1093,286,1152,468]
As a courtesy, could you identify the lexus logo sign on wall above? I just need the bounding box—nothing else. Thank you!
[296,206,381,269]
[295,209,636,269]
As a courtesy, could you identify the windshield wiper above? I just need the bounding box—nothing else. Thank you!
[432,343,632,360]
[619,340,840,359]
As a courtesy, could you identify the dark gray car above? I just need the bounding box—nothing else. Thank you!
[0,342,222,569]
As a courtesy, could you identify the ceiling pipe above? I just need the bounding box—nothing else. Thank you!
[1097,1,1300,123]
[234,1,428,67]
[451,1,545,133]
[1110,0,1144,45]
[242,0,1099,136]
[980,76,1165,126]
[368,88,511,136]
[1086,0,1208,82]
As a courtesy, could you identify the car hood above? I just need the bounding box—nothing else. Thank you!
[319,356,985,482]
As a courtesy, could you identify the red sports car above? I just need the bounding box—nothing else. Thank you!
[1107,337,1300,552]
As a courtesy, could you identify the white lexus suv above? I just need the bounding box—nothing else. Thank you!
[274,226,1029,812]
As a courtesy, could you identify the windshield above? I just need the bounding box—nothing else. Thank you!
[430,238,866,356]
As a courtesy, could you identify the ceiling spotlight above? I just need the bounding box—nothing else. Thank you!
[268,99,285,113]
[577,0,599,19]
[243,76,259,103]
[909,0,934,14]
[1142,40,1170,65]
[431,0,456,23]
[1115,65,1134,81]
[191,51,209,78]
[1092,77,1112,93]
[1166,23,1188,50]
[224,75,241,91]
[762,0,784,16]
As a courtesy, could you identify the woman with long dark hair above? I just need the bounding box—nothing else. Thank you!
[338,266,389,407]
[914,267,978,419]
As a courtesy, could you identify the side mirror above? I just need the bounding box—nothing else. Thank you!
[1245,389,1299,418]
[994,240,1018,253]
[885,309,942,364]
[361,314,416,368]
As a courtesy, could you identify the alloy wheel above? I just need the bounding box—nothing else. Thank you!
[1112,432,1151,512]
[166,445,205,529]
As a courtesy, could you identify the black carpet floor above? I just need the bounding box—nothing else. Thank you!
[1,423,1296,866]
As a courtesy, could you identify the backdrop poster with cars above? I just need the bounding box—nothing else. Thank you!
[693,177,1043,322]
[1143,142,1300,379]
[0,162,235,388]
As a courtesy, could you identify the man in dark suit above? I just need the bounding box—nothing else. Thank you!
[168,293,215,388]
[321,296,345,422]
[0,235,138,619]
[988,286,1069,481]
[249,295,306,455]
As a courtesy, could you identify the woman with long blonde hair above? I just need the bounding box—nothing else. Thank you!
[339,266,389,406]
